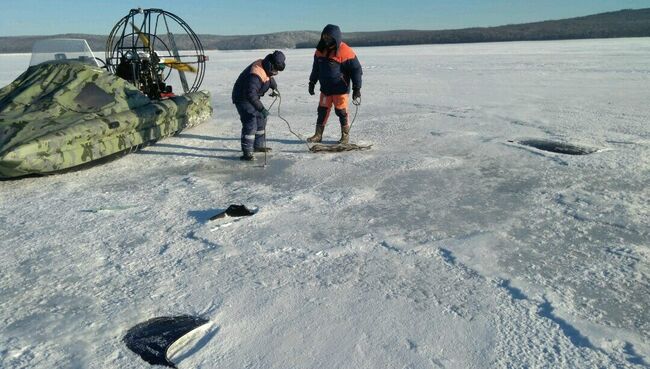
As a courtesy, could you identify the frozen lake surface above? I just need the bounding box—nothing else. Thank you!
[1,38,649,368]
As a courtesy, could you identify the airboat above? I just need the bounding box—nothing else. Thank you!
[0,8,212,178]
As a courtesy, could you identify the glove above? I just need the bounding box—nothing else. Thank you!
[260,109,269,118]
[269,89,279,98]
[352,88,361,101]
[308,82,315,96]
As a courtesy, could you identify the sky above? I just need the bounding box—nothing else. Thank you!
[0,0,648,36]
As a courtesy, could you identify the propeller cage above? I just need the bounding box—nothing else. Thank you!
[106,8,207,99]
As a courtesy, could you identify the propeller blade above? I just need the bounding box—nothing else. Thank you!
[130,22,151,50]
[161,59,197,73]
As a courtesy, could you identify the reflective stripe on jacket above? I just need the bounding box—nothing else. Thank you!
[232,59,277,111]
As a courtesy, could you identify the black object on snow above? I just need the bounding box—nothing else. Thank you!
[209,204,258,221]
[123,315,210,368]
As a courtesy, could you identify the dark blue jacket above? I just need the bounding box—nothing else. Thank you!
[309,24,362,95]
[232,59,277,111]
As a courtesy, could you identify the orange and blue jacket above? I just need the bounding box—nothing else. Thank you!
[232,59,277,111]
[309,24,362,96]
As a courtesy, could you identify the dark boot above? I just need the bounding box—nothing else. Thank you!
[307,124,325,143]
[240,152,255,161]
[338,125,350,144]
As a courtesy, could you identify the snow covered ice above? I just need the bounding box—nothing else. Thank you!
[1,38,649,368]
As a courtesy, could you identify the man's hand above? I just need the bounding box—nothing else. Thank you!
[352,88,361,105]
[308,82,315,96]
[269,89,279,98]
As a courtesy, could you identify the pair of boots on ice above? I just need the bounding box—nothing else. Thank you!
[307,118,350,144]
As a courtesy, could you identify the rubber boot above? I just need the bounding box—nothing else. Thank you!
[307,124,325,143]
[338,125,350,144]
[240,152,255,161]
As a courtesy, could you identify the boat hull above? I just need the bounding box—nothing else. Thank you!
[0,62,212,178]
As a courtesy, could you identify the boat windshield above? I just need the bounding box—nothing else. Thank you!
[29,38,100,67]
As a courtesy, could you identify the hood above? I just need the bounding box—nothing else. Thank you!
[318,24,342,51]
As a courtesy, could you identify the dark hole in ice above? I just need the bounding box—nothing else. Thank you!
[124,315,209,368]
[518,139,598,155]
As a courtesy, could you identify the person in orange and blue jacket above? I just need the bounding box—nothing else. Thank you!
[307,24,362,144]
[232,50,286,161]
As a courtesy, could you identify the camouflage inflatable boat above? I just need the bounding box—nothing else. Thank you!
[0,41,212,178]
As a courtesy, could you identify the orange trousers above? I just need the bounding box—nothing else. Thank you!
[317,93,349,127]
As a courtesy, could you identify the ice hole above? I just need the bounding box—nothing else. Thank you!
[124,315,210,368]
[518,139,599,155]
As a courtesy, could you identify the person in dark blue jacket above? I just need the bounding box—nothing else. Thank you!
[232,50,286,161]
[307,24,362,144]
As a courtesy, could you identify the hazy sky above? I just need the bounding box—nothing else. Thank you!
[0,0,647,36]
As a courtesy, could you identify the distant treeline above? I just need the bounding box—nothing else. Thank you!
[342,8,650,47]
[1,8,648,54]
